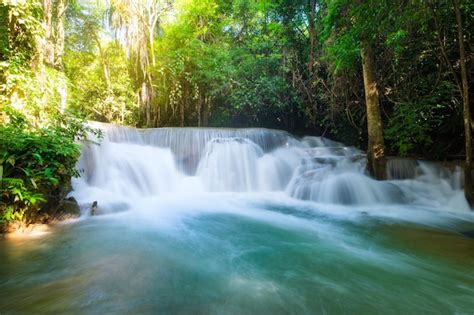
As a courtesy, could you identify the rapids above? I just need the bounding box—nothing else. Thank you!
[1,122,473,313]
[71,122,470,212]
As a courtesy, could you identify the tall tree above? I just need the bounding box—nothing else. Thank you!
[453,0,472,205]
[1,0,68,124]
[37,0,68,112]
[308,0,317,75]
[108,0,170,126]
[323,0,389,179]
[361,42,386,179]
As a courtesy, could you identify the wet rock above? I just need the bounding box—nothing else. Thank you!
[62,197,80,215]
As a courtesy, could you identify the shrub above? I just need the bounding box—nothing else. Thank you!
[0,109,95,228]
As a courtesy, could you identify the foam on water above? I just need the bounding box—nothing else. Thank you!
[3,123,474,313]
[71,122,472,217]
[69,126,474,314]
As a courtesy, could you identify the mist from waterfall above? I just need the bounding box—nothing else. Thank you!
[2,122,474,314]
[70,122,471,218]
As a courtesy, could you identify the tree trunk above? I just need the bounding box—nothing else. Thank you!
[197,97,202,127]
[361,43,386,180]
[155,106,160,127]
[453,0,473,206]
[37,0,53,114]
[180,99,185,127]
[140,82,152,127]
[308,0,316,75]
[95,37,112,92]
[55,0,66,68]
[56,0,67,112]
[202,97,210,127]
[42,0,54,66]
[37,0,67,113]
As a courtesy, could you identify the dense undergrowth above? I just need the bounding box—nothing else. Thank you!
[0,109,95,231]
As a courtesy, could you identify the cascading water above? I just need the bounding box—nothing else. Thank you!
[1,122,473,314]
[71,122,470,213]
[71,123,306,202]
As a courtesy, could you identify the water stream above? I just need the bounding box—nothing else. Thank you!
[1,123,473,314]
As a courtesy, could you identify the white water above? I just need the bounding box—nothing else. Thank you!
[3,122,474,314]
[71,122,471,217]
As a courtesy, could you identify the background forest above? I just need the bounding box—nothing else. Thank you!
[1,0,473,226]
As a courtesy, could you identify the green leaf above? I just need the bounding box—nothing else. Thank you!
[30,178,37,189]
[7,157,15,166]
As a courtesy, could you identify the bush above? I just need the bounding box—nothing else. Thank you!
[0,109,94,228]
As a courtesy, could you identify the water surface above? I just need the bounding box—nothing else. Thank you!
[1,194,473,314]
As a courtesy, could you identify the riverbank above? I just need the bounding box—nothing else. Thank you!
[1,213,80,240]
[0,198,81,239]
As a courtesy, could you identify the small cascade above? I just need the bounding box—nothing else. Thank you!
[395,161,469,210]
[386,158,419,179]
[288,170,405,205]
[257,147,302,191]
[97,122,298,175]
[285,145,403,205]
[70,122,471,214]
[197,138,264,192]
[85,142,182,196]
[301,136,344,148]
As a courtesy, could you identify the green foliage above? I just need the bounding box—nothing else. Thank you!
[0,0,42,63]
[0,0,101,229]
[1,0,69,126]
[385,80,461,156]
[0,109,93,226]
[65,42,139,125]
[0,0,472,219]
[226,47,303,127]
[385,102,435,155]
[320,0,472,156]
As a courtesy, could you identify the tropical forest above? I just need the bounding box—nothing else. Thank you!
[1,0,474,313]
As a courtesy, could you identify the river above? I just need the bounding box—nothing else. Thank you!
[1,123,473,314]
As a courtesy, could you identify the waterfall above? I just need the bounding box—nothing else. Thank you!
[70,122,470,214]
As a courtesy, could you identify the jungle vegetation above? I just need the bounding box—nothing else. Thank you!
[1,0,473,227]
